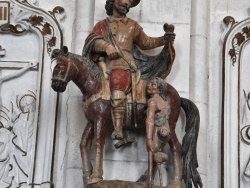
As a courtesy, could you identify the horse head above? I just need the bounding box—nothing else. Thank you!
[51,46,79,92]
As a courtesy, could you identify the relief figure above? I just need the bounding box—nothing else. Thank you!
[0,92,36,187]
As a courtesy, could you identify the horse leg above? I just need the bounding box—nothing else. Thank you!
[80,122,94,183]
[87,116,107,184]
[167,122,182,188]
[136,161,158,184]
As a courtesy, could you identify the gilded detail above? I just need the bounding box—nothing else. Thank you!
[29,15,56,54]
[0,23,26,33]
[228,26,250,66]
[49,6,65,19]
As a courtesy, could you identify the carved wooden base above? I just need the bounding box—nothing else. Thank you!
[85,180,164,188]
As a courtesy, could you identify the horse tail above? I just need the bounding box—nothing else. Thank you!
[180,97,203,188]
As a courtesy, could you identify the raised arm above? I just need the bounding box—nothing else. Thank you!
[0,62,37,83]
[134,22,175,51]
[134,29,165,50]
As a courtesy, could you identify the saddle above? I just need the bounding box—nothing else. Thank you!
[82,58,148,128]
[101,73,147,128]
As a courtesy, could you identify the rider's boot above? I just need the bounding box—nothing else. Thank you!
[111,106,125,140]
[114,130,135,148]
[111,90,126,140]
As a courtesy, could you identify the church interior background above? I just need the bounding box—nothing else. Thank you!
[1,0,250,187]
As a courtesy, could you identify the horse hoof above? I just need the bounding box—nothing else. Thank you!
[167,182,181,188]
[111,130,123,140]
[86,176,103,185]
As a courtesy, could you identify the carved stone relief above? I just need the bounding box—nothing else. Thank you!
[0,0,64,187]
[222,14,250,188]
[0,92,36,187]
[241,91,250,182]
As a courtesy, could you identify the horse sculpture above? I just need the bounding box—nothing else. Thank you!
[50,46,202,188]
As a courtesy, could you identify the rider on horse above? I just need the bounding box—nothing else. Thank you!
[50,1,202,186]
[82,0,172,141]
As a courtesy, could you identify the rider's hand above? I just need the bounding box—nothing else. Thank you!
[147,139,155,152]
[106,44,119,60]
[164,33,176,44]
[130,63,138,72]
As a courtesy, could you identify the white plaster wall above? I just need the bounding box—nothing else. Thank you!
[36,1,79,187]
[208,1,250,187]
[15,0,250,187]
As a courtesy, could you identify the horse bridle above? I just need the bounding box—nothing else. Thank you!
[51,57,79,83]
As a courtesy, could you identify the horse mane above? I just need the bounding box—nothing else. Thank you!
[51,49,103,82]
[69,52,103,81]
[51,49,66,59]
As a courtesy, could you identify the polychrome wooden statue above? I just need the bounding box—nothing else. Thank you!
[50,0,202,187]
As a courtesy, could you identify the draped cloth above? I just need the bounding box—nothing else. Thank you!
[82,19,175,80]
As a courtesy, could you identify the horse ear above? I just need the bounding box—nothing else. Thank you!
[62,46,68,54]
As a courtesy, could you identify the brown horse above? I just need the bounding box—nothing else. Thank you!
[50,47,202,188]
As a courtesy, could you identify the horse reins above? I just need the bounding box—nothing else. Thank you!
[51,57,79,83]
[51,56,103,110]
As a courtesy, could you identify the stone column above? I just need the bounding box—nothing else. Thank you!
[62,0,96,187]
[189,0,208,187]
[73,0,95,54]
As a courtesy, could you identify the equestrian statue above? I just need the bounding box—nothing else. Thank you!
[50,0,203,187]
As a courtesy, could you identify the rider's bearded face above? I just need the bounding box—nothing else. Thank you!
[113,0,132,16]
